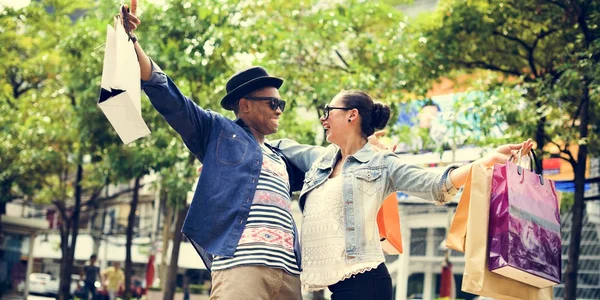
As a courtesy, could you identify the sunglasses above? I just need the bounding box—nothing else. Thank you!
[323,104,353,120]
[245,96,286,112]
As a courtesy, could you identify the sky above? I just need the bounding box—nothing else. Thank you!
[0,0,31,10]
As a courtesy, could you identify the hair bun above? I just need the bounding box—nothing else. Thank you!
[371,102,391,129]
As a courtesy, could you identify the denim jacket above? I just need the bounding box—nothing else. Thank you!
[141,62,305,271]
[271,139,460,262]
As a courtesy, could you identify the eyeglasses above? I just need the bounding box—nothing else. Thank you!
[323,105,353,120]
[244,96,286,112]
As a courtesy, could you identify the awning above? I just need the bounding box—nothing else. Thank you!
[553,181,591,193]
[1,215,49,235]
[32,233,206,270]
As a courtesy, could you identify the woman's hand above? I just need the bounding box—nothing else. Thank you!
[447,139,534,189]
[480,139,534,167]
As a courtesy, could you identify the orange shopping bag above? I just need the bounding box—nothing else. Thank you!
[377,193,403,254]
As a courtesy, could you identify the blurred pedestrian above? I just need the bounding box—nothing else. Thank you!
[102,261,124,300]
[82,254,101,300]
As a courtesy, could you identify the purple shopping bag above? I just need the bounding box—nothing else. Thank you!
[488,156,561,288]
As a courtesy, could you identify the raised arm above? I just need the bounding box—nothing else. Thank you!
[385,139,533,203]
[446,140,533,188]
[121,2,150,81]
[385,155,460,204]
[121,3,213,159]
[269,139,327,173]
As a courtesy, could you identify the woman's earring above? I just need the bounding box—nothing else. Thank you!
[348,118,351,122]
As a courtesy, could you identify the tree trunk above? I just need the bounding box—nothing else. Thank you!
[58,224,70,300]
[163,205,187,300]
[58,164,83,300]
[0,199,4,214]
[93,209,107,256]
[0,201,6,244]
[160,205,173,290]
[90,201,102,255]
[125,176,142,300]
[534,101,546,167]
[564,82,590,300]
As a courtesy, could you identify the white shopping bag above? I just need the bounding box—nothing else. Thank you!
[98,16,150,144]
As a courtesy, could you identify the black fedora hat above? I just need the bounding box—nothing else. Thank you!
[220,66,283,110]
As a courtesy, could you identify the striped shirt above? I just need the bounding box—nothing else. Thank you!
[212,144,300,275]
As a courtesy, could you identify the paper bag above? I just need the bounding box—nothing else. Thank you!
[458,164,553,299]
[98,16,150,144]
[488,160,561,288]
[377,193,403,254]
[446,171,473,253]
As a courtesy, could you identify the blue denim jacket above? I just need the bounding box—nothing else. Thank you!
[141,63,304,271]
[271,139,460,262]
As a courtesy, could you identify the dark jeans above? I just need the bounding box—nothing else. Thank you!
[83,281,97,300]
[328,263,393,300]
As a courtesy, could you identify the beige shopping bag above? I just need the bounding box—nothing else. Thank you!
[445,167,473,252]
[449,164,554,299]
[97,15,150,144]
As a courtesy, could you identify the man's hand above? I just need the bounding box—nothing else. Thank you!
[367,130,398,152]
[480,139,534,168]
[120,0,140,33]
[116,0,153,80]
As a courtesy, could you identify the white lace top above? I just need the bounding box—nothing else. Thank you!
[300,175,383,292]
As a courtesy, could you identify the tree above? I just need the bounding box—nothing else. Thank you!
[406,1,599,298]
[0,1,107,298]
[103,128,182,299]
[0,0,66,237]
[159,162,196,300]
[248,0,417,139]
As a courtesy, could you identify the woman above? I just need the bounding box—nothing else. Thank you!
[272,90,532,299]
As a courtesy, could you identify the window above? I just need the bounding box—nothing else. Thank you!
[410,228,427,256]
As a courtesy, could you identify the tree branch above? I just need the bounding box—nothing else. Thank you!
[87,185,105,204]
[48,184,145,217]
[492,31,532,52]
[533,29,559,49]
[542,0,568,10]
[52,200,70,223]
[529,29,558,77]
[283,59,355,74]
[14,85,36,99]
[573,0,595,45]
[335,50,352,70]
[4,98,16,109]
[487,48,530,62]
[92,184,146,207]
[449,59,523,76]
[549,69,565,82]
[571,95,584,128]
[69,92,77,107]
[549,139,577,165]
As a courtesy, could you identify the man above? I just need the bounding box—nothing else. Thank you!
[82,254,102,300]
[102,261,125,300]
[121,3,304,299]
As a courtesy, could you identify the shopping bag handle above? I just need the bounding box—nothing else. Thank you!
[512,148,541,174]
[530,150,542,175]
[120,5,138,43]
[514,148,545,185]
